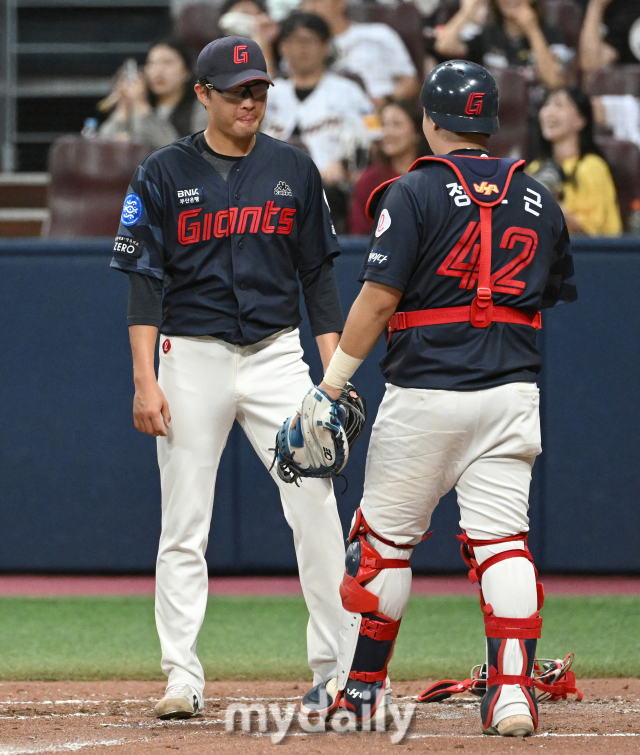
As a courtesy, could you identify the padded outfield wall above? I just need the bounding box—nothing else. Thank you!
[0,237,638,573]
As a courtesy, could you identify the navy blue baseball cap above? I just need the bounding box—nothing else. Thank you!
[196,36,273,90]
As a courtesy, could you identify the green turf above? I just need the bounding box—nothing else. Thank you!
[0,595,637,680]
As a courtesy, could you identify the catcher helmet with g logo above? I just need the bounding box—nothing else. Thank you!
[420,60,499,135]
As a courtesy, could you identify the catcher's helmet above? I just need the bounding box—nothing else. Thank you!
[420,60,499,135]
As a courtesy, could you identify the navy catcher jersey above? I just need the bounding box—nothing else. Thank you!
[110,132,339,345]
[360,149,577,391]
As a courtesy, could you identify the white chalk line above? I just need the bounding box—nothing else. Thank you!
[0,739,128,755]
[406,732,640,739]
[0,696,303,707]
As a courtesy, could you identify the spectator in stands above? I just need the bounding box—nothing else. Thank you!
[435,0,570,90]
[99,38,207,151]
[216,0,279,74]
[579,0,640,73]
[261,12,376,229]
[349,99,430,235]
[299,0,420,106]
[529,87,622,235]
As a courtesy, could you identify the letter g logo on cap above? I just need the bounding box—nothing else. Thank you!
[234,45,248,64]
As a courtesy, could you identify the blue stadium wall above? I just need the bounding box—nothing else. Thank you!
[1,237,638,573]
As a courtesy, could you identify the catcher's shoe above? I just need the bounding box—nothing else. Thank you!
[342,677,394,730]
[154,684,201,719]
[483,714,534,737]
[300,677,393,730]
[299,678,341,719]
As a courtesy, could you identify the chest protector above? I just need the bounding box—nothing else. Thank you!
[367,155,542,333]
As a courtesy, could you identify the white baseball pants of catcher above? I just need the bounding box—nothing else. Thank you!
[350,381,542,727]
[155,328,345,702]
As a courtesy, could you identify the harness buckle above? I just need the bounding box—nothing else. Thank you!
[390,311,406,332]
[476,287,492,304]
[470,289,494,328]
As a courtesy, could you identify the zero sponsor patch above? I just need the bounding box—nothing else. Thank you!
[113,235,143,258]
[375,208,391,237]
[121,193,143,226]
[367,250,389,268]
[176,187,203,205]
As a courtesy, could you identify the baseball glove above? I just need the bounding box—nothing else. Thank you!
[340,382,367,448]
[271,383,366,486]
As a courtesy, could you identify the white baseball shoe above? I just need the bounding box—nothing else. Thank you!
[483,714,534,737]
[154,684,202,719]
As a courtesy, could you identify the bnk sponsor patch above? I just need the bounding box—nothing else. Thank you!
[367,250,389,268]
[176,187,203,205]
[113,235,143,258]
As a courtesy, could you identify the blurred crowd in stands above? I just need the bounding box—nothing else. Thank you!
[81,0,640,235]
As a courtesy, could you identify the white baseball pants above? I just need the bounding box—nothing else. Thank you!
[357,382,542,726]
[155,328,345,701]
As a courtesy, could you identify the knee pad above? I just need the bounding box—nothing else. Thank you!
[337,509,412,722]
[458,531,543,731]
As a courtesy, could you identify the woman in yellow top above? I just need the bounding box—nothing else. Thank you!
[528,87,622,236]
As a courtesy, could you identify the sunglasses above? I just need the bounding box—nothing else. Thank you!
[199,80,269,102]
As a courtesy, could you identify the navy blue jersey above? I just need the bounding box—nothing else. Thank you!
[110,132,340,345]
[360,150,577,391]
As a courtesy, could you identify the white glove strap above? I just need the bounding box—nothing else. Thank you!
[323,345,363,391]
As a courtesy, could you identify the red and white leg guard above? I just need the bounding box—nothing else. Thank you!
[336,509,414,723]
[458,531,543,733]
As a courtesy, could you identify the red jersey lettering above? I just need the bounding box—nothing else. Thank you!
[261,200,279,233]
[277,208,296,235]
[238,206,262,233]
[178,208,202,244]
[179,204,296,244]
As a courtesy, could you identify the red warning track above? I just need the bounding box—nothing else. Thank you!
[0,574,638,596]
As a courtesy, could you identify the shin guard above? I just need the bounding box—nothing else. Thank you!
[460,531,543,733]
[337,509,412,723]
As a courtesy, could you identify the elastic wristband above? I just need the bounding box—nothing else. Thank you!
[323,345,363,390]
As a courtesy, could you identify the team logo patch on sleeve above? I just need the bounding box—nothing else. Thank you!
[121,193,143,226]
[375,208,391,237]
[367,251,389,268]
[176,187,203,205]
[113,235,144,257]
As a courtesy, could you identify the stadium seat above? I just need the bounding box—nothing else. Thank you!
[175,2,223,59]
[46,137,148,238]
[584,65,640,97]
[543,0,583,51]
[486,68,529,159]
[349,2,425,77]
[595,136,640,232]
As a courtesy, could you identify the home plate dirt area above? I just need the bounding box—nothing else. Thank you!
[1,679,639,755]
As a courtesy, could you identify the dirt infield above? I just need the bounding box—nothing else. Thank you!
[0,679,638,754]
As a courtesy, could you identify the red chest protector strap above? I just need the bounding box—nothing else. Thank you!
[382,156,541,333]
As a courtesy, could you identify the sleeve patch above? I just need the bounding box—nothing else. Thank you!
[367,250,389,268]
[120,193,143,226]
[375,208,391,237]
[113,235,144,258]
